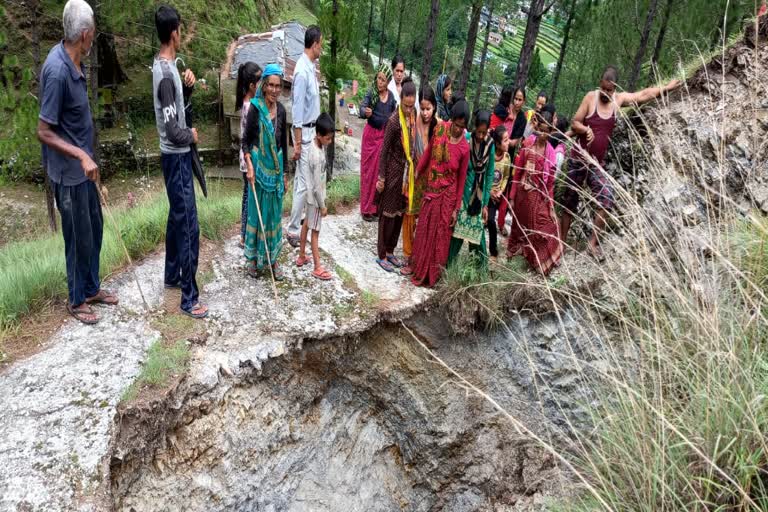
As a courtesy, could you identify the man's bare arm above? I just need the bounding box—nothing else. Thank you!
[570,93,592,136]
[292,127,303,161]
[37,119,99,181]
[618,79,681,107]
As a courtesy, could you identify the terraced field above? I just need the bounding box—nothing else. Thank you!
[476,18,564,70]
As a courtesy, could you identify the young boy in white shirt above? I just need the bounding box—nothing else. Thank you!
[296,113,335,280]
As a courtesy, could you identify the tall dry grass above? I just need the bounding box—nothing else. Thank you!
[433,22,768,510]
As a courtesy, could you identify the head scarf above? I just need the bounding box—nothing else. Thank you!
[263,63,284,78]
[257,63,283,99]
[435,74,452,121]
[375,63,393,91]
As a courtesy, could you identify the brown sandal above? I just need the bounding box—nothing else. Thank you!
[86,289,119,306]
[67,303,100,325]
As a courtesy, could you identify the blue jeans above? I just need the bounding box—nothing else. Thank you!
[162,152,200,312]
[53,179,103,307]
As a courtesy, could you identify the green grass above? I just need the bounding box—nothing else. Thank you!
[361,290,380,308]
[278,1,318,27]
[334,264,356,290]
[0,185,239,330]
[121,338,190,402]
[437,253,529,333]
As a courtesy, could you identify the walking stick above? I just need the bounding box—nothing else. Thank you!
[96,184,150,311]
[248,179,280,304]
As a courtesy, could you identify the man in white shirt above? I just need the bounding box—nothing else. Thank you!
[286,25,323,247]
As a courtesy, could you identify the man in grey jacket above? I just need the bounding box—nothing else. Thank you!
[152,4,207,318]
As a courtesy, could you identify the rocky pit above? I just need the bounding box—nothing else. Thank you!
[109,307,608,512]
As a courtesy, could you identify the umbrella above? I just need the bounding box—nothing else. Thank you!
[177,58,208,198]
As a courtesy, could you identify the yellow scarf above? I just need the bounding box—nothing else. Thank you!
[399,104,416,211]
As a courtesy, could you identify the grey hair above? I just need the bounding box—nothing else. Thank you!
[63,0,95,43]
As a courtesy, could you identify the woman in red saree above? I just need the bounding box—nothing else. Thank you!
[411,100,471,288]
[507,110,563,275]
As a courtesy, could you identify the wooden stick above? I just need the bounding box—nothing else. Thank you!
[248,180,280,303]
[96,184,150,311]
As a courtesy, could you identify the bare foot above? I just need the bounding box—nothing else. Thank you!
[587,240,606,262]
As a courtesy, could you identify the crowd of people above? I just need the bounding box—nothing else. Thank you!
[37,0,681,325]
[353,58,680,286]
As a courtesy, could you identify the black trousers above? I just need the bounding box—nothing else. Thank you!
[377,214,403,260]
[162,152,200,312]
[54,179,103,307]
[487,199,500,257]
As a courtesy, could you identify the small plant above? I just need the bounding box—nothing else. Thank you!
[334,264,356,290]
[121,338,190,403]
[361,290,380,308]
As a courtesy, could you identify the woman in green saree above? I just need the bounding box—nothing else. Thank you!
[242,63,289,279]
[448,110,495,269]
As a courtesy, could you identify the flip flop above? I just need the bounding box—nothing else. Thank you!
[272,264,285,281]
[286,234,300,248]
[400,265,413,276]
[181,303,209,319]
[296,255,310,267]
[85,289,119,306]
[386,255,405,268]
[312,268,333,281]
[246,261,259,278]
[377,258,395,273]
[67,303,99,325]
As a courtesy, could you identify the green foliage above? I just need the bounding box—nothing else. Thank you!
[527,47,550,91]
[0,49,42,180]
[319,0,362,84]
[555,0,753,115]
[0,186,239,329]
[121,338,190,402]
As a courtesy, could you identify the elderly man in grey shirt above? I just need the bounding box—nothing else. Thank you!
[286,25,323,247]
[37,0,119,324]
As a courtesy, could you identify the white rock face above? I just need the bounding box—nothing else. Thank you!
[0,213,433,512]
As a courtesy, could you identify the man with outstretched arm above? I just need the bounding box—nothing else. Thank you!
[286,25,323,248]
[152,4,208,319]
[37,0,119,325]
[560,65,680,261]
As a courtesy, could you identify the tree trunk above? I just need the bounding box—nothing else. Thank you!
[31,0,57,232]
[326,0,339,181]
[378,0,388,66]
[473,0,496,111]
[366,0,374,59]
[420,0,440,87]
[628,0,660,91]
[515,0,553,90]
[395,0,406,55]
[96,33,127,88]
[648,0,673,81]
[457,0,484,96]
[550,0,577,105]
[86,1,101,180]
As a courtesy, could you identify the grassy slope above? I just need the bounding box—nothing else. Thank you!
[0,173,358,335]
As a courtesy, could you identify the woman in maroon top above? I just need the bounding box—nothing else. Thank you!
[561,65,680,261]
[507,111,562,275]
[411,100,471,288]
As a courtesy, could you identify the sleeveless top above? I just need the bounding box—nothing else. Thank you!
[575,90,617,165]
